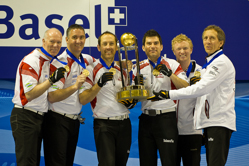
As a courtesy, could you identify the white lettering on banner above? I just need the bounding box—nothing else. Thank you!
[110,9,124,23]
[0,0,127,47]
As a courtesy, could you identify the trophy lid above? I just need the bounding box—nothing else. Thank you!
[120,33,136,47]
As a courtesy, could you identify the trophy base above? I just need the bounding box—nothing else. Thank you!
[117,85,150,102]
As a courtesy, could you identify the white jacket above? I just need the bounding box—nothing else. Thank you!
[132,57,188,112]
[12,49,50,113]
[170,50,236,131]
[177,60,202,135]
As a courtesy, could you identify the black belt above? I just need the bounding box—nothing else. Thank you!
[143,108,175,116]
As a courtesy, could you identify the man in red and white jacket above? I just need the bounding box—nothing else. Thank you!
[79,31,137,166]
[133,29,189,166]
[11,28,65,166]
[43,24,95,166]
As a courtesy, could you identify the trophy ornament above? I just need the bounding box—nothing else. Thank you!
[120,33,136,47]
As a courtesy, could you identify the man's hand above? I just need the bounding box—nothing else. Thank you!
[97,72,113,87]
[190,76,201,85]
[121,60,133,72]
[49,67,66,83]
[75,73,87,89]
[119,99,138,109]
[134,74,144,85]
[147,90,170,101]
[155,64,172,77]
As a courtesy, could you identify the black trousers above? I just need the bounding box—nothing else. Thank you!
[94,118,131,166]
[204,127,233,166]
[177,134,202,166]
[43,110,80,166]
[10,107,44,166]
[138,112,178,166]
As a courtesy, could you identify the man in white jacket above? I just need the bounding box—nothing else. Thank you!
[148,25,236,166]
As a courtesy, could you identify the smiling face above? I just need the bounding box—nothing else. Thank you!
[66,28,86,58]
[173,40,192,64]
[42,28,62,57]
[98,33,117,62]
[203,29,224,56]
[142,36,163,63]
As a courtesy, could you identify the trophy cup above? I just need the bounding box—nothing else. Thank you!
[116,33,149,102]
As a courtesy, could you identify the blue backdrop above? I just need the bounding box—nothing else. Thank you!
[0,0,249,80]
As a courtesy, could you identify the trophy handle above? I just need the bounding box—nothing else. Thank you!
[124,47,131,85]
[117,40,125,88]
[134,38,141,85]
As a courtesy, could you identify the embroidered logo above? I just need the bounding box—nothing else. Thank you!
[25,83,32,88]
[208,137,214,142]
[163,139,174,143]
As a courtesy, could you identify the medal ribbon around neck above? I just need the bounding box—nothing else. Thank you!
[202,50,223,69]
[149,56,161,68]
[40,47,67,65]
[100,57,114,70]
[66,49,86,69]
[186,61,193,78]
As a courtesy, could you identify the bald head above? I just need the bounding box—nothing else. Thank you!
[42,28,62,57]
[43,28,62,40]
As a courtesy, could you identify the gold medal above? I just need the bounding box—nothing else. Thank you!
[109,68,116,75]
[82,69,90,77]
[194,71,201,77]
[152,69,160,76]
[64,65,70,72]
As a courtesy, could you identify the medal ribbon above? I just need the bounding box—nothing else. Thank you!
[186,62,193,78]
[149,56,161,68]
[100,57,114,70]
[202,50,223,69]
[40,47,67,65]
[66,49,86,69]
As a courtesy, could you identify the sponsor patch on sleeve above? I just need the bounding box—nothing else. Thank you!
[25,83,33,88]
[208,66,220,77]
[51,85,59,90]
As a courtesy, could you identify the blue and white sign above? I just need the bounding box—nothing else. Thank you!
[0,0,128,47]
[108,6,127,26]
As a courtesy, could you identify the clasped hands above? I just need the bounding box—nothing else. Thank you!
[147,64,201,101]
[147,90,170,101]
